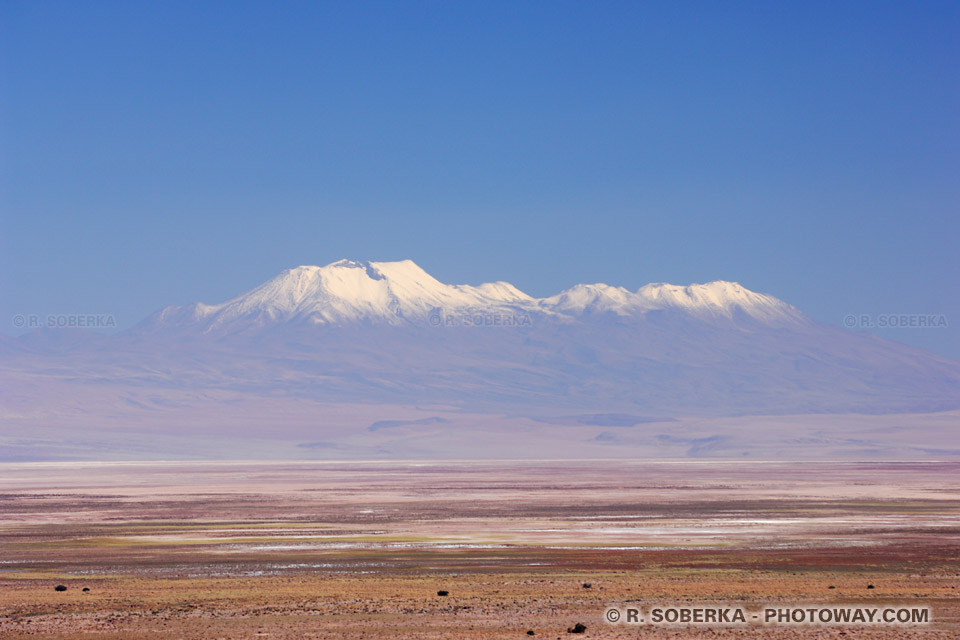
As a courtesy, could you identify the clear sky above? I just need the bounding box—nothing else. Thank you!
[1,1,958,357]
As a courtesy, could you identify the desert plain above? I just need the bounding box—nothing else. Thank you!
[1,460,958,638]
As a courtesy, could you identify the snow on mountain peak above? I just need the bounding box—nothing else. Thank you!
[541,279,802,322]
[634,280,799,320]
[542,284,635,314]
[149,261,805,331]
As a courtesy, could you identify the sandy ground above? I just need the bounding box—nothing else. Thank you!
[1,460,958,638]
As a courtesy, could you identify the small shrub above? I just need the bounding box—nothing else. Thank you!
[54,585,67,592]
[437,590,449,596]
[567,622,587,633]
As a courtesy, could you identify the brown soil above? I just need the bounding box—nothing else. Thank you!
[1,460,958,638]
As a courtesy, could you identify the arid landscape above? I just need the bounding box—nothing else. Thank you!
[5,1,959,638]
[1,460,958,638]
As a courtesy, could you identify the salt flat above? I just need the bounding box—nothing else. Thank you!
[1,460,958,638]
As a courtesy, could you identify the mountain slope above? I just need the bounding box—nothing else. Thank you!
[2,259,958,460]
[143,259,806,333]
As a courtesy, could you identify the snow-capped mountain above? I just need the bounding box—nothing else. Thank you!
[542,280,804,323]
[144,259,806,332]
[2,259,958,461]
[147,259,538,330]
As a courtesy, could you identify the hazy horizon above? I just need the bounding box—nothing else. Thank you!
[2,6,959,637]
[2,2,958,358]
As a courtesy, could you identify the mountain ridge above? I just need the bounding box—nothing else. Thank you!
[3,259,958,461]
[142,259,807,333]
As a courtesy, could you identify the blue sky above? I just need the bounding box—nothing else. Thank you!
[1,1,958,357]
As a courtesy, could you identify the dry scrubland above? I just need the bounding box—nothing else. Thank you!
[1,460,959,638]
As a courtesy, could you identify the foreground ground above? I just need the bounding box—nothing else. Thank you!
[1,460,958,638]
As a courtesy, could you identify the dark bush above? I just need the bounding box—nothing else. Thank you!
[437,590,449,596]
[568,622,587,633]
[54,585,67,592]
